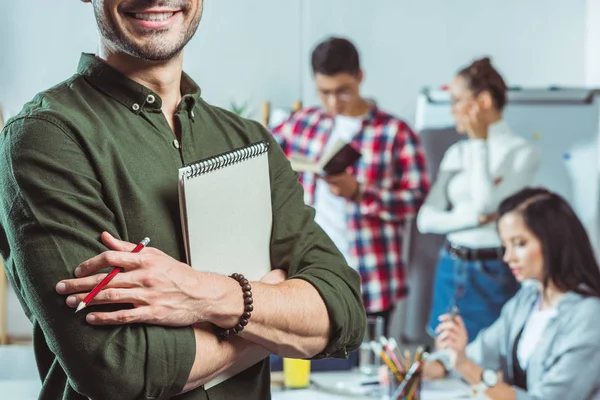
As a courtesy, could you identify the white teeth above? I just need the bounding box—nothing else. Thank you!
[134,12,175,21]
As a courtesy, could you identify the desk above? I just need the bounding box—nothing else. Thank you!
[0,372,475,399]
[272,370,476,400]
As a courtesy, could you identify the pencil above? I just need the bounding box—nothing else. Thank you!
[388,338,403,360]
[75,237,150,312]
[391,360,423,399]
[403,349,411,372]
[369,341,404,381]
[379,337,406,374]
[414,345,424,363]
[450,305,459,322]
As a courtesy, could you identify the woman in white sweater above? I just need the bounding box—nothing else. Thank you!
[417,57,540,341]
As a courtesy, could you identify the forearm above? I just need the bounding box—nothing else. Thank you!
[468,139,494,214]
[182,324,262,393]
[456,358,484,385]
[416,204,479,234]
[238,279,330,358]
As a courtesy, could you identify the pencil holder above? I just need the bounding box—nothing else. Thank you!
[389,366,422,400]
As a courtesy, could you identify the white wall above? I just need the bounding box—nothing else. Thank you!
[585,0,600,86]
[0,0,594,338]
[302,0,588,121]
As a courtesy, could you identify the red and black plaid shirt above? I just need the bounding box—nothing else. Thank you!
[271,105,430,312]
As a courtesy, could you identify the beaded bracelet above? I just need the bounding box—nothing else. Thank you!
[216,273,253,341]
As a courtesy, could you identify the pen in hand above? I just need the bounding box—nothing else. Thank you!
[449,305,459,323]
[75,237,150,313]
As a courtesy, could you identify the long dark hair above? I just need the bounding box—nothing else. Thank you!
[498,187,600,297]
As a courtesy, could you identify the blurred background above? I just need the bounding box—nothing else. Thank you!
[2,0,600,390]
[2,0,599,123]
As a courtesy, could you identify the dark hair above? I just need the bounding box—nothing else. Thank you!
[311,37,360,77]
[498,187,600,297]
[458,57,508,110]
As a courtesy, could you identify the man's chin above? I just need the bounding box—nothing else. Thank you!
[119,40,185,62]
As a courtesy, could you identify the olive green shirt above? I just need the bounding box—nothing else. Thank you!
[0,54,365,400]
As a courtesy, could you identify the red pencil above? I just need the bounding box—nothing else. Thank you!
[75,237,150,313]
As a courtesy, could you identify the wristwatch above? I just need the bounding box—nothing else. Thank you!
[472,369,498,396]
[481,369,499,388]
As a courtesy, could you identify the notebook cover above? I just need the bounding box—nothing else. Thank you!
[322,143,362,175]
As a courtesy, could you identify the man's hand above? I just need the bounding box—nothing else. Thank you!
[322,172,359,200]
[56,232,240,328]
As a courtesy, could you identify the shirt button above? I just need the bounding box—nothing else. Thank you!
[146,94,156,104]
[132,103,140,111]
[173,140,180,149]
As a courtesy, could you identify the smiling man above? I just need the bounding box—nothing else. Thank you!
[0,1,365,399]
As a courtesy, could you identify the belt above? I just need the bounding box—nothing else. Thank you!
[445,241,504,261]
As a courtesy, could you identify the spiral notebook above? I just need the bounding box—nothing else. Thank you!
[178,141,273,389]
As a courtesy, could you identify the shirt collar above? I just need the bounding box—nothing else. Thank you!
[76,53,201,115]
[488,119,510,139]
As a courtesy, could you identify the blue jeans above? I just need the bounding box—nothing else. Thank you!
[427,247,520,342]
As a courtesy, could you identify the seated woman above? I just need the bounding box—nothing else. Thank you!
[424,187,600,400]
[417,57,541,341]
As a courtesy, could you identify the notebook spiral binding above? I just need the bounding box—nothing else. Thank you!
[184,141,270,179]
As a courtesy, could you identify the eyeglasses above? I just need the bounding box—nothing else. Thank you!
[318,88,353,102]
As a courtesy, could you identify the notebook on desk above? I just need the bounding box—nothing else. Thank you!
[178,140,273,389]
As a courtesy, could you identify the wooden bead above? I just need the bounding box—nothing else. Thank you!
[218,272,254,341]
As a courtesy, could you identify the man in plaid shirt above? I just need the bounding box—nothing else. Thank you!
[271,37,430,334]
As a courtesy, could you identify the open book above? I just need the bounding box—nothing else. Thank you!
[178,141,273,389]
[289,139,361,176]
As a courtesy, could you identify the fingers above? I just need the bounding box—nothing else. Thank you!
[56,270,144,295]
[66,288,148,308]
[86,306,155,325]
[75,251,148,278]
[101,231,136,252]
[101,232,163,255]
[323,172,349,183]
[329,185,342,196]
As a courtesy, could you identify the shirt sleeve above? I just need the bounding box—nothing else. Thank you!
[514,300,600,400]
[416,144,479,234]
[260,121,366,359]
[0,116,195,400]
[468,139,541,214]
[416,171,480,234]
[358,122,430,223]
